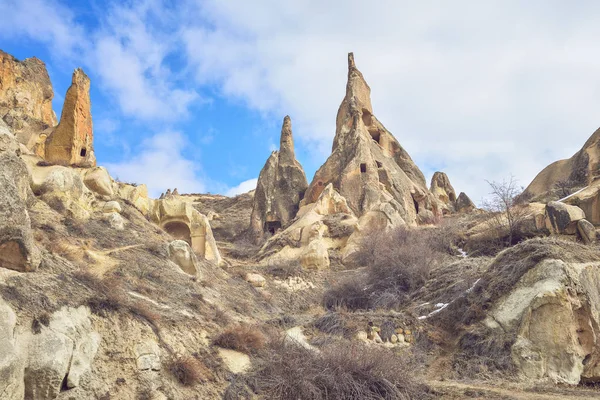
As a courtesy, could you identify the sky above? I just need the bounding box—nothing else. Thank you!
[2,0,600,203]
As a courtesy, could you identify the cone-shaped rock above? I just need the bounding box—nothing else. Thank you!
[455,192,475,213]
[522,127,600,201]
[301,53,437,226]
[45,68,96,166]
[430,171,457,214]
[250,116,308,241]
[0,50,57,147]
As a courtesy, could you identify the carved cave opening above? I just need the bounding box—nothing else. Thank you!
[376,160,383,168]
[80,148,87,157]
[265,220,282,235]
[369,129,381,144]
[361,109,373,126]
[163,221,192,245]
[360,163,367,173]
[413,198,420,213]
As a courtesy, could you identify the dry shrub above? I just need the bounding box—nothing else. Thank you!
[244,338,429,400]
[325,226,454,311]
[213,324,266,354]
[265,259,302,279]
[228,237,262,259]
[167,356,210,386]
[452,327,515,379]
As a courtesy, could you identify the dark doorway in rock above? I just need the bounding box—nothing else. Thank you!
[163,221,192,245]
[265,220,282,235]
[80,148,87,157]
[376,161,382,168]
[360,163,367,173]
[298,190,305,201]
[369,129,381,144]
[413,198,420,213]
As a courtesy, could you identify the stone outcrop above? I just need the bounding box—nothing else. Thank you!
[151,197,222,266]
[0,120,40,272]
[562,182,600,225]
[300,53,437,229]
[45,68,96,166]
[0,50,57,150]
[577,219,596,244]
[522,126,600,201]
[168,240,201,277]
[430,171,457,214]
[250,116,308,241]
[545,201,585,235]
[455,192,476,213]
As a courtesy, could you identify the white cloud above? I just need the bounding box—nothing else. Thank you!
[105,131,205,197]
[181,1,600,201]
[225,178,258,197]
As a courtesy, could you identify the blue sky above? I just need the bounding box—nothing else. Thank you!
[2,0,600,202]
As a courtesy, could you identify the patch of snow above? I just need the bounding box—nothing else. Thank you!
[558,186,587,202]
[457,248,468,258]
[419,303,450,320]
[435,303,447,308]
[466,278,481,293]
[417,302,430,308]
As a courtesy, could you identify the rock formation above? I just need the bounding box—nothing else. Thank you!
[455,192,476,213]
[300,53,438,230]
[45,68,96,166]
[250,116,308,241]
[430,171,457,214]
[522,126,600,202]
[0,50,57,149]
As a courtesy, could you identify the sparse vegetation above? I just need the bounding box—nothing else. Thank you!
[213,324,267,354]
[167,356,210,386]
[482,175,527,247]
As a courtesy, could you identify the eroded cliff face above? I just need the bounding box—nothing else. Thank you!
[301,53,438,230]
[250,116,308,242]
[45,68,95,166]
[0,50,57,149]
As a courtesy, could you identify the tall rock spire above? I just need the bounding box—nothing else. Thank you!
[250,116,308,242]
[301,53,438,229]
[45,68,96,166]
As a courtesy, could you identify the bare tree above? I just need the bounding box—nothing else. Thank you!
[482,175,525,246]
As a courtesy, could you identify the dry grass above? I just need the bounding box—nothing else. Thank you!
[213,324,267,354]
[167,356,211,386]
[324,226,455,311]
[242,338,430,400]
[265,259,302,279]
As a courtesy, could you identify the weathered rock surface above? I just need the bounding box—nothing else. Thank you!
[45,68,96,166]
[0,120,40,271]
[300,53,438,227]
[522,126,600,201]
[250,116,308,242]
[0,50,57,149]
[545,201,585,235]
[562,182,600,225]
[245,272,266,287]
[430,171,456,214]
[0,298,23,400]
[577,219,596,244]
[83,166,114,197]
[455,191,476,213]
[151,197,222,266]
[168,240,201,276]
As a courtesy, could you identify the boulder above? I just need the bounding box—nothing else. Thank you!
[83,167,114,197]
[25,306,100,397]
[0,50,57,150]
[245,273,266,288]
[0,298,24,400]
[455,192,476,213]
[300,240,330,270]
[45,68,96,166]
[0,120,40,271]
[300,53,438,226]
[563,182,600,225]
[104,212,125,231]
[430,171,457,213]
[545,201,585,235]
[102,201,122,214]
[134,340,161,371]
[250,116,308,242]
[577,219,596,244]
[117,183,151,216]
[167,240,200,277]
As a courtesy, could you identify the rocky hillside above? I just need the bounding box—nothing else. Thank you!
[1,49,600,400]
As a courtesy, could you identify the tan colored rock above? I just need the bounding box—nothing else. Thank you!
[134,340,161,371]
[151,196,222,265]
[522,127,600,201]
[545,201,585,235]
[300,239,330,270]
[217,348,251,374]
[0,120,40,272]
[250,116,308,242]
[300,53,438,227]
[83,166,114,197]
[430,171,457,214]
[455,192,476,214]
[117,183,151,216]
[245,272,266,287]
[104,212,125,231]
[0,298,24,400]
[103,201,122,214]
[0,50,56,149]
[45,68,96,166]
[577,219,596,244]
[563,182,600,225]
[168,240,200,277]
